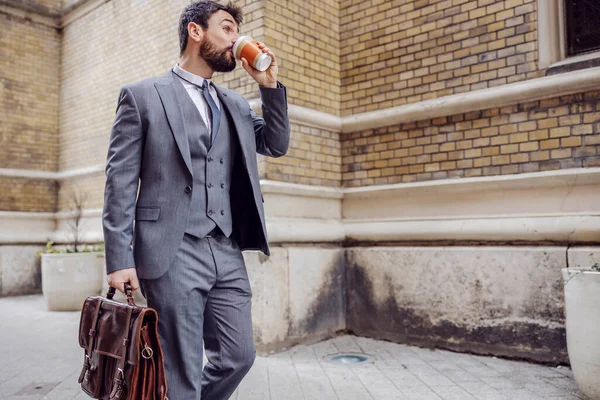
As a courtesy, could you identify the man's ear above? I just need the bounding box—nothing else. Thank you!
[187,22,203,44]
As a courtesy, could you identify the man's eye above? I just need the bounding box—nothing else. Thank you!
[224,26,230,32]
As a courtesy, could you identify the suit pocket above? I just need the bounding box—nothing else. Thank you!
[135,207,160,221]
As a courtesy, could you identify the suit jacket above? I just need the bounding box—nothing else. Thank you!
[102,70,290,279]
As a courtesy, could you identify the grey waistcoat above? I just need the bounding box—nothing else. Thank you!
[180,90,237,238]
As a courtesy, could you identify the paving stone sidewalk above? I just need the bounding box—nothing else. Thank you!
[0,295,586,400]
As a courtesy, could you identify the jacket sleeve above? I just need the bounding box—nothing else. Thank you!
[102,86,144,275]
[252,82,290,158]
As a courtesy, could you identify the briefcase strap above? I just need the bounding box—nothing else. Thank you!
[107,283,136,307]
[78,299,102,384]
[109,306,133,400]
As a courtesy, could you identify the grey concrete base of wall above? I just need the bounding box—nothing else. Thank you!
[0,245,44,296]
[5,242,598,364]
[244,247,346,354]
[346,246,571,364]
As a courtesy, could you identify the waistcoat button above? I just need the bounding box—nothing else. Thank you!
[208,210,213,216]
[185,186,192,193]
[208,157,213,162]
[220,183,225,189]
[220,210,225,215]
[207,183,213,188]
[220,158,224,164]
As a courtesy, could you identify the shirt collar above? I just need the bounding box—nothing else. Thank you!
[173,64,212,88]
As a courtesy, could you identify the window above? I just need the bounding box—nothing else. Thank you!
[565,0,600,56]
[538,0,600,70]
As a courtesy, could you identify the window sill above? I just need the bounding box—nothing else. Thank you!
[547,51,600,75]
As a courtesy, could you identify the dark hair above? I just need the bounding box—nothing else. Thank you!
[178,1,243,55]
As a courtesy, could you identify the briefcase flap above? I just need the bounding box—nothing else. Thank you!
[79,296,142,362]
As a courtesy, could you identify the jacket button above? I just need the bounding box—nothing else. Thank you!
[220,210,225,215]
[220,183,225,189]
[185,186,192,193]
[207,183,213,188]
[208,210,213,216]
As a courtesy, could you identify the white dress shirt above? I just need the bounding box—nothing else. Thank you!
[172,64,221,133]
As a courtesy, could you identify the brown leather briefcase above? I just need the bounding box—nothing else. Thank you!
[78,283,168,399]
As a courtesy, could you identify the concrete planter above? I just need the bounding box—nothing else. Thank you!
[41,252,105,311]
[562,268,600,399]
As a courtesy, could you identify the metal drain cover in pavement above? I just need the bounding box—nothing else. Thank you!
[324,353,374,364]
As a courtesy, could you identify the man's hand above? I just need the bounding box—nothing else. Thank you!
[107,267,140,293]
[241,42,278,89]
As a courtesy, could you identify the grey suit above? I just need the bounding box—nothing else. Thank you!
[102,69,290,399]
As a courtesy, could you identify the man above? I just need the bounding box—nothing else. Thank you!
[102,1,289,398]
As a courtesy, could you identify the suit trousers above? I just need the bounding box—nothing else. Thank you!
[139,232,256,400]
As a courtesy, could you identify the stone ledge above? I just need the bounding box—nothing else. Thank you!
[1,168,598,244]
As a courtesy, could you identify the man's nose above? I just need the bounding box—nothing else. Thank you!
[231,33,239,43]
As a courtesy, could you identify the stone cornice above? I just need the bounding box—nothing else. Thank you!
[0,0,108,27]
[0,165,104,180]
[0,1,60,27]
[0,0,61,18]
[2,169,598,244]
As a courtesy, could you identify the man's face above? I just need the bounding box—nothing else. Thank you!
[198,10,240,73]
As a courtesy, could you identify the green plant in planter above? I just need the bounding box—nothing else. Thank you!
[37,241,104,257]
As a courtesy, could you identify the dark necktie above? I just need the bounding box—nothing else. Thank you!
[201,80,220,145]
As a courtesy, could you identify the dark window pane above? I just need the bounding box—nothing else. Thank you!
[565,0,600,56]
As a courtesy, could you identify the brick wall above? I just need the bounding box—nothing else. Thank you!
[264,0,341,115]
[340,0,540,116]
[58,0,189,172]
[342,91,600,187]
[1,12,60,172]
[1,11,60,212]
[259,122,342,187]
[57,176,106,212]
[0,178,57,212]
[4,0,599,215]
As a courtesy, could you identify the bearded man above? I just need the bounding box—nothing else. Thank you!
[101,1,289,398]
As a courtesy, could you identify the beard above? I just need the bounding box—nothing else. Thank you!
[199,36,236,73]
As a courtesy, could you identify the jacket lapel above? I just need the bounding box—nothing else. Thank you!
[154,71,193,175]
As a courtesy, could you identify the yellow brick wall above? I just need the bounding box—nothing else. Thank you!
[4,0,599,215]
[0,178,57,212]
[340,0,540,116]
[342,91,600,187]
[264,0,341,115]
[1,11,60,212]
[1,12,60,171]
[259,122,342,187]
[57,176,105,211]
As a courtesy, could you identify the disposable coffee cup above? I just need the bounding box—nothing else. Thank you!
[233,36,272,72]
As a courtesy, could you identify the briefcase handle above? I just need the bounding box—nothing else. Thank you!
[107,283,136,306]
